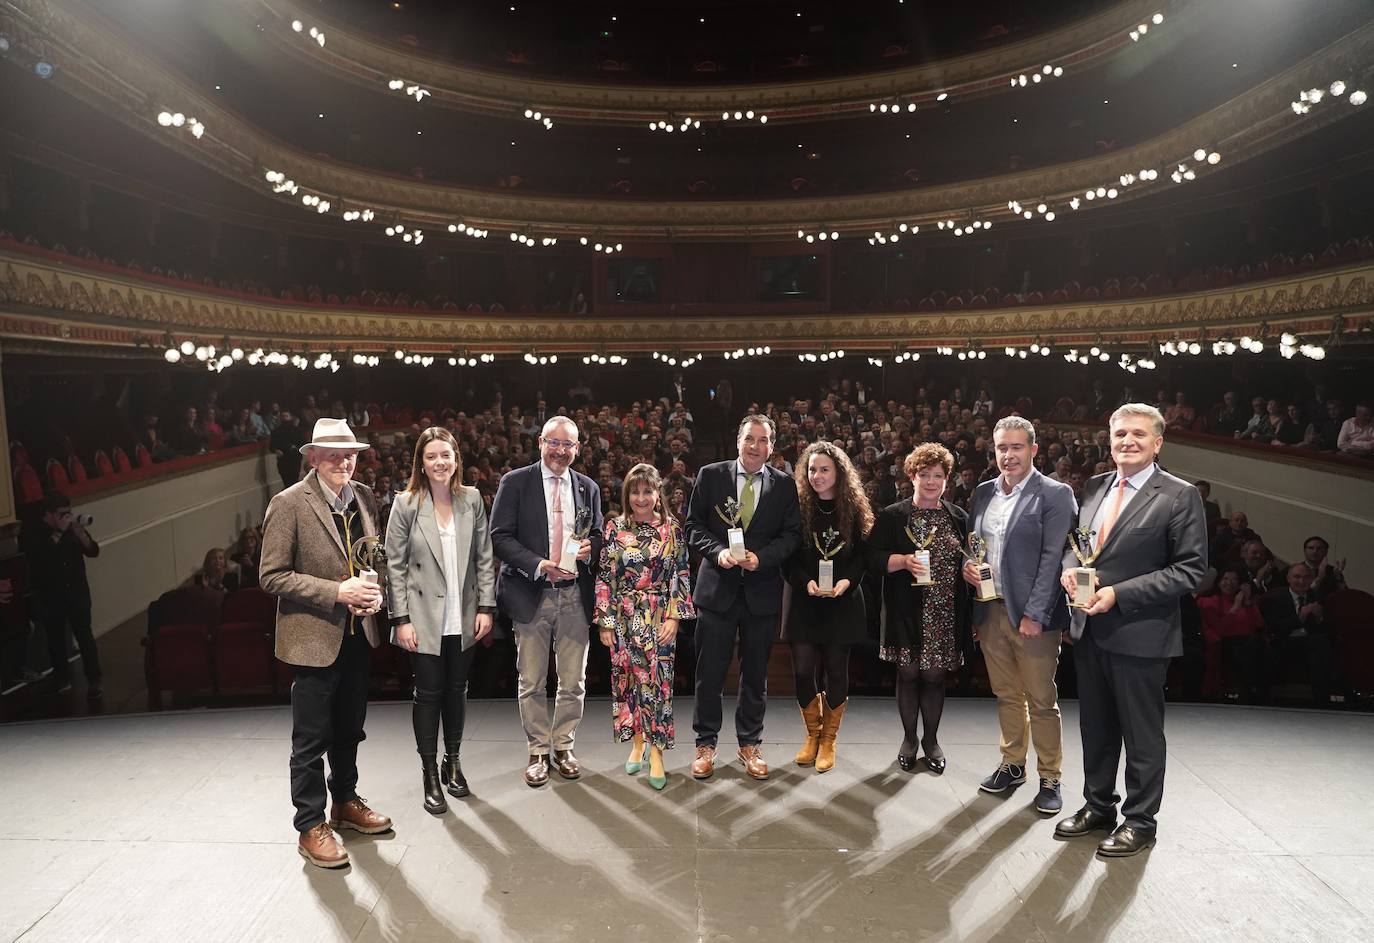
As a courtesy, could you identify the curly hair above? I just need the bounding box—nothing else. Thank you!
[795,440,874,544]
[902,442,955,478]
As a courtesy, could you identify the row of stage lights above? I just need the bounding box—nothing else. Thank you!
[651,352,703,367]
[289,19,326,47]
[869,92,950,115]
[724,346,770,360]
[155,110,205,139]
[522,108,554,129]
[650,117,701,132]
[387,79,430,102]
[512,233,557,247]
[1128,13,1165,43]
[1011,64,1064,88]
[796,350,844,363]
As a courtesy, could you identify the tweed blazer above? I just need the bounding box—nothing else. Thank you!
[261,469,382,667]
[384,485,496,654]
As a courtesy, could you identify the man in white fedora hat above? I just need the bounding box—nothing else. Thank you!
[261,417,393,868]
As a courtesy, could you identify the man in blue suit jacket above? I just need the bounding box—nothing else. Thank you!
[685,414,801,781]
[1054,404,1207,857]
[490,416,603,788]
[963,417,1077,815]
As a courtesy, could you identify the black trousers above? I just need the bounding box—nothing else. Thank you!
[1074,629,1169,831]
[410,636,478,756]
[289,631,372,832]
[42,597,101,685]
[693,593,776,748]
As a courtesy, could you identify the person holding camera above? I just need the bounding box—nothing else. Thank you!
[20,491,102,699]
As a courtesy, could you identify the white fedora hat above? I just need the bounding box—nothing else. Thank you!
[299,417,371,455]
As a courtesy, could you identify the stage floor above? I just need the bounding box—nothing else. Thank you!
[1,697,1369,942]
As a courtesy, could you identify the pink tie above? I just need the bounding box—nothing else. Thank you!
[549,476,564,555]
[1098,477,1128,547]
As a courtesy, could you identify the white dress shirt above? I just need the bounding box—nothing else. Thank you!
[438,517,462,636]
[540,462,574,579]
[734,461,764,506]
[981,474,1029,573]
[1090,462,1157,549]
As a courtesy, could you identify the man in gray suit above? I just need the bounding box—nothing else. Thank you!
[490,416,604,788]
[261,418,393,869]
[964,416,1077,814]
[1055,404,1207,857]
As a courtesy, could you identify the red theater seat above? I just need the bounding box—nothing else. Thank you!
[144,587,218,709]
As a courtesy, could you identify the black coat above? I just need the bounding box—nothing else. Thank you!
[783,522,867,645]
[864,499,972,660]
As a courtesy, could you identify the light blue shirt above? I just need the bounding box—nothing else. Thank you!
[1090,463,1157,549]
[981,474,1029,573]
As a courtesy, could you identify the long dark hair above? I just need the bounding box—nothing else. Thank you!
[795,441,873,543]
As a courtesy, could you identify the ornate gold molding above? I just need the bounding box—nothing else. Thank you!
[2,247,1369,352]
[5,0,1372,237]
[246,0,1177,123]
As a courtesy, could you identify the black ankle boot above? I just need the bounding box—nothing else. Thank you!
[422,757,448,814]
[441,748,469,798]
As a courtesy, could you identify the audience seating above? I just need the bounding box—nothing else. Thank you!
[214,589,279,696]
[143,586,217,710]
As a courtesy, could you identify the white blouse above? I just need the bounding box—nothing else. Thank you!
[437,517,462,637]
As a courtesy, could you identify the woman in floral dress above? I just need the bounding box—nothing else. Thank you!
[595,463,696,789]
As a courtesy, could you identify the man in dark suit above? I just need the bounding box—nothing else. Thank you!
[1259,562,1338,705]
[1055,404,1207,857]
[260,418,391,870]
[965,417,1077,815]
[685,414,801,780]
[490,416,604,788]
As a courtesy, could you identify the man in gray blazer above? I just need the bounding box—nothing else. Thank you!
[1054,404,1207,857]
[964,416,1076,815]
[261,418,393,870]
[490,416,603,788]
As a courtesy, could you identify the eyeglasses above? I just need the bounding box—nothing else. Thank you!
[543,438,578,451]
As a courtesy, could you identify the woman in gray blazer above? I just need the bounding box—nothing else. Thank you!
[385,427,496,814]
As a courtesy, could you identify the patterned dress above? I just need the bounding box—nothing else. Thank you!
[594,515,696,749]
[871,503,966,671]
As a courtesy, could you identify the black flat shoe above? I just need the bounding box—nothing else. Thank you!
[1097,823,1157,857]
[897,752,918,772]
[1054,806,1118,838]
[922,755,947,775]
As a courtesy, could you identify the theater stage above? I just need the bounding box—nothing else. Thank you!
[1,698,1368,942]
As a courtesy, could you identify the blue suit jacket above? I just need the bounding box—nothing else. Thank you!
[489,462,603,625]
[967,469,1076,632]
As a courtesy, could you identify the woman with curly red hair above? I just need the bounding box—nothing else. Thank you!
[784,441,873,772]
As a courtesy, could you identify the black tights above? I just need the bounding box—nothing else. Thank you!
[896,664,949,756]
[410,636,477,756]
[791,643,850,707]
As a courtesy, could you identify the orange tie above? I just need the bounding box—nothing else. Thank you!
[549,476,564,556]
[1098,477,1128,547]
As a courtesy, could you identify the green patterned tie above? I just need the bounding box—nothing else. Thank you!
[740,472,757,530]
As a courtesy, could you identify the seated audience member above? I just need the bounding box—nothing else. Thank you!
[1237,397,1272,441]
[1259,563,1339,705]
[1301,536,1347,597]
[1164,392,1196,431]
[1194,480,1222,525]
[1238,539,1283,595]
[140,414,177,463]
[1270,404,1305,446]
[234,528,262,590]
[1212,391,1247,437]
[1305,400,1345,452]
[169,406,208,455]
[1211,511,1260,564]
[195,547,240,593]
[1196,569,1265,700]
[1337,402,1374,458]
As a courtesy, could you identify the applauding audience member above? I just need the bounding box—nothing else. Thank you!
[1337,403,1374,458]
[1258,563,1340,706]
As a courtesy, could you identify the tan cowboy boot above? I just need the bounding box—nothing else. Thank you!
[795,695,824,766]
[815,695,847,773]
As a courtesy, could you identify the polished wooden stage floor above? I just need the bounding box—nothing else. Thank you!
[1,698,1368,942]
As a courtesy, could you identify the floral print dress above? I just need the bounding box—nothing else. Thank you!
[594,515,696,749]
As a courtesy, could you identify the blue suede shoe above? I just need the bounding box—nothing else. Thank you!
[979,762,1027,794]
[1034,778,1063,814]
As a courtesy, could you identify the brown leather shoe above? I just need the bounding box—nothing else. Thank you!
[298,823,349,869]
[691,745,716,780]
[551,749,581,780]
[328,797,393,835]
[738,744,770,780]
[524,753,550,788]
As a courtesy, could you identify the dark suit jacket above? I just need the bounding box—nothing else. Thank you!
[1258,587,1328,641]
[968,469,1076,631]
[1063,466,1208,659]
[685,460,801,615]
[490,462,603,625]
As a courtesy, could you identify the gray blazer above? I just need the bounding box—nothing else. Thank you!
[384,486,496,654]
[968,469,1076,632]
[1063,466,1208,658]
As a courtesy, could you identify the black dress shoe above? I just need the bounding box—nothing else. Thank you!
[1054,806,1118,838]
[551,749,581,780]
[441,752,469,798]
[897,752,918,772]
[921,743,946,775]
[1097,823,1157,857]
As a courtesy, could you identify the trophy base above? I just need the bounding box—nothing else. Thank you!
[974,590,1002,603]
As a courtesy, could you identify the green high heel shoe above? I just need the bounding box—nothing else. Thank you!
[648,746,667,789]
[625,741,649,775]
